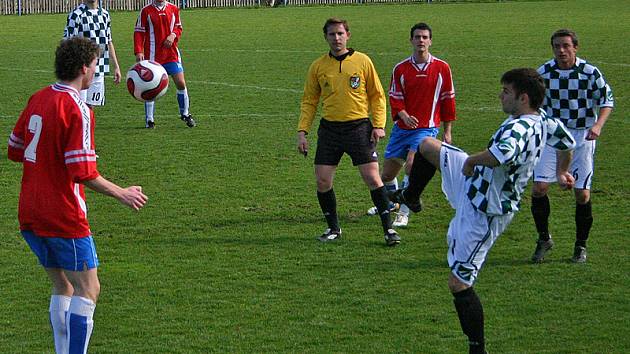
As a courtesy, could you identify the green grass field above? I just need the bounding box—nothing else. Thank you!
[0,0,629,352]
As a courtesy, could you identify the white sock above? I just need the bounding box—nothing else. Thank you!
[50,295,71,354]
[67,296,96,354]
[384,178,398,193]
[145,100,155,123]
[177,89,189,116]
[399,175,410,216]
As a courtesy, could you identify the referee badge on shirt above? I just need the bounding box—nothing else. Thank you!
[349,74,361,89]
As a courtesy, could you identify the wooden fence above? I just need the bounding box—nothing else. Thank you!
[0,0,437,15]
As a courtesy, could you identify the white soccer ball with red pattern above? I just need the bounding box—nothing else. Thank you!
[126,60,169,102]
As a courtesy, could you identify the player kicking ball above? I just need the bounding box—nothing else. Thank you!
[8,37,148,354]
[390,68,576,353]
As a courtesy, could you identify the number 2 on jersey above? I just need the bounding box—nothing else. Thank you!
[24,115,43,162]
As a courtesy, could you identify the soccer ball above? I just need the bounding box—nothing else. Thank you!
[126,60,169,102]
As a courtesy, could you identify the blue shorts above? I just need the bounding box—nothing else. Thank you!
[22,231,99,271]
[384,125,439,160]
[162,61,184,75]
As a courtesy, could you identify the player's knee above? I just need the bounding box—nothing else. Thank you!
[448,274,470,293]
[575,189,590,204]
[532,182,549,197]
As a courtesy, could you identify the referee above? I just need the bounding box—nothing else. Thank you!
[296,18,399,246]
[530,29,614,263]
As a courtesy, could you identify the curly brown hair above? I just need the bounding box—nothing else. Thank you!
[54,37,100,81]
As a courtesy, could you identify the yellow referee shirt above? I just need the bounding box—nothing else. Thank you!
[297,50,386,133]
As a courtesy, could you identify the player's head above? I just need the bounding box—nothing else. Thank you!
[410,22,432,39]
[55,37,100,88]
[410,22,432,55]
[323,18,351,55]
[500,68,545,113]
[550,29,578,69]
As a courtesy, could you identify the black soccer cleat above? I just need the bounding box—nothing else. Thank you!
[146,121,155,129]
[384,229,401,246]
[388,189,422,213]
[318,228,341,243]
[531,237,554,263]
[571,245,587,263]
[181,114,196,127]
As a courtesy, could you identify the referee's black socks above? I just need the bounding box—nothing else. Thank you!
[370,186,393,232]
[317,189,340,232]
[453,287,485,354]
[405,152,436,202]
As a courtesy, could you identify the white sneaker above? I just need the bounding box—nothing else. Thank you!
[392,213,409,228]
[366,206,379,216]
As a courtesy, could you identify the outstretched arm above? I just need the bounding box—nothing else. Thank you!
[83,176,148,211]
[462,149,499,176]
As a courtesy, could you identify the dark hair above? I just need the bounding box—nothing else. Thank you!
[501,68,545,110]
[410,22,432,39]
[323,17,349,34]
[55,37,100,81]
[550,28,578,47]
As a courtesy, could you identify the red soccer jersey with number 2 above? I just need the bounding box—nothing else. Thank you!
[8,83,100,238]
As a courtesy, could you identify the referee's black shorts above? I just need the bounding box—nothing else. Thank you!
[314,118,378,166]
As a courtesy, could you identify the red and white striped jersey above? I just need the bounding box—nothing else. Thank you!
[389,54,456,129]
[133,1,183,64]
[8,83,100,238]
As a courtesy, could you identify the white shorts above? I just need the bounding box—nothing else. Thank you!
[440,144,515,286]
[533,128,595,189]
[80,75,105,106]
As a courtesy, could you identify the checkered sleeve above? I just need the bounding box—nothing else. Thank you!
[488,119,531,165]
[105,12,112,43]
[63,11,80,38]
[544,117,576,151]
[591,68,614,109]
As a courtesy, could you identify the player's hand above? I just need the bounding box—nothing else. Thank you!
[135,53,144,62]
[557,172,575,190]
[113,67,122,84]
[442,131,452,144]
[163,33,176,49]
[401,115,419,129]
[119,186,148,211]
[462,158,475,176]
[297,132,308,157]
[586,125,602,140]
[371,128,385,144]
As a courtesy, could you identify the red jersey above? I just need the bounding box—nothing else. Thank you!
[134,1,183,64]
[389,54,456,130]
[8,83,100,238]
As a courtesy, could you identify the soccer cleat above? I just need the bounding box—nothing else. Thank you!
[318,228,341,242]
[366,203,398,216]
[146,121,155,129]
[181,114,196,127]
[531,238,554,263]
[392,213,409,228]
[571,246,587,263]
[388,189,422,213]
[384,228,401,246]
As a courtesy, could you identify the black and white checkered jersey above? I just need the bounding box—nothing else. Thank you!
[466,114,576,215]
[63,4,112,77]
[538,57,614,130]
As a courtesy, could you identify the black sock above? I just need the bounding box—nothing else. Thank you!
[531,195,551,241]
[453,287,485,354]
[370,186,392,233]
[404,152,436,202]
[317,189,339,231]
[575,201,592,248]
